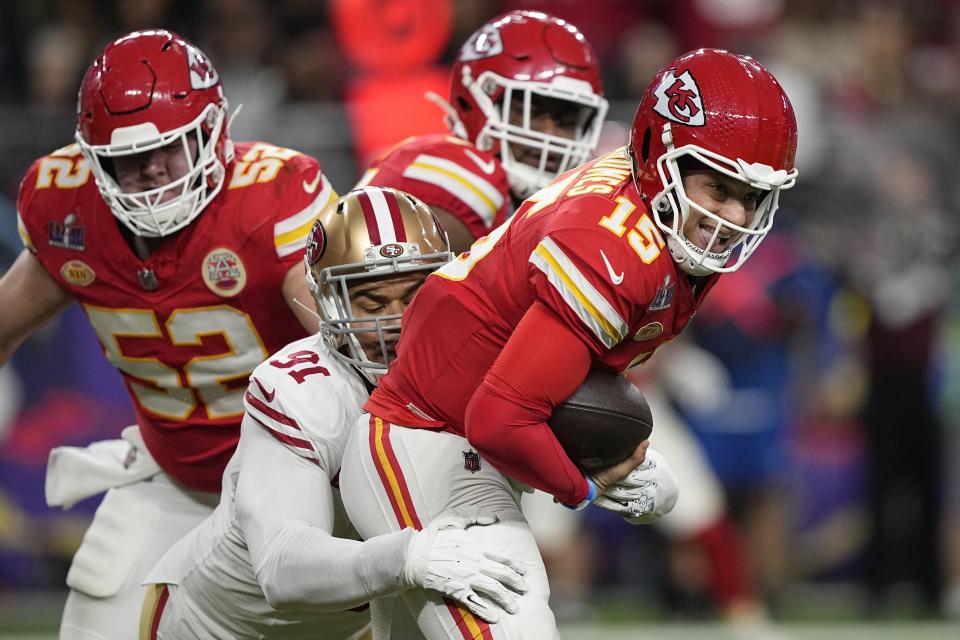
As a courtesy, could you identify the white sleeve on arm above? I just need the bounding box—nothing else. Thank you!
[236,414,416,611]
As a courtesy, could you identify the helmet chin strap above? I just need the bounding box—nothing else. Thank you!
[292,296,322,331]
[667,237,710,276]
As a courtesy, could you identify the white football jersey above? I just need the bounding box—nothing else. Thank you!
[144,334,373,638]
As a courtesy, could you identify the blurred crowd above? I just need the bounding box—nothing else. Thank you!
[2,0,960,627]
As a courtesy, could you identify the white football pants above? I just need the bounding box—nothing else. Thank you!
[340,414,559,640]
[56,455,216,639]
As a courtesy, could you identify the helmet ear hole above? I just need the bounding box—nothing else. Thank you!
[640,127,651,163]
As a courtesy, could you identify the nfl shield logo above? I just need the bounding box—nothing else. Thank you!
[463,450,481,474]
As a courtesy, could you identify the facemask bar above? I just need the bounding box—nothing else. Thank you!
[306,249,455,384]
[470,71,608,199]
[647,129,796,275]
[76,102,227,237]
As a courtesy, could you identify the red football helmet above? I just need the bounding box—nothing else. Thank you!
[75,30,232,237]
[630,49,798,275]
[438,10,608,200]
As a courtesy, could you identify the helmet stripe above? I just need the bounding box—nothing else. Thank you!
[384,189,407,242]
[356,189,382,245]
[360,187,403,245]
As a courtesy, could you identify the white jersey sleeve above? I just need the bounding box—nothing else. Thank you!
[236,413,415,612]
[242,334,368,474]
[144,335,419,635]
[237,335,418,611]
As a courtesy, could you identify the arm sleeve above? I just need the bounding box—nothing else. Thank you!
[236,413,416,611]
[464,300,593,505]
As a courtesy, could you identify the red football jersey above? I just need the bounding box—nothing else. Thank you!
[17,141,337,492]
[358,134,511,240]
[368,147,719,431]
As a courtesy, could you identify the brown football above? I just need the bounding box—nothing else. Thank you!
[548,370,653,471]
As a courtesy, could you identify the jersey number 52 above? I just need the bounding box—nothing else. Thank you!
[85,304,269,420]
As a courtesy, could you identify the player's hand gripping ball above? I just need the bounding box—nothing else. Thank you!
[548,370,653,470]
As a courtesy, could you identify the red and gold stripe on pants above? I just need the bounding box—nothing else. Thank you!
[138,583,170,640]
[368,416,495,639]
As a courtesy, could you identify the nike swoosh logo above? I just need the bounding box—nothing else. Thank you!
[600,250,624,285]
[463,149,496,175]
[302,171,322,194]
[252,376,276,402]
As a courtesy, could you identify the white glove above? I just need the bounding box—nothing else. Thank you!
[402,513,529,623]
[593,448,679,524]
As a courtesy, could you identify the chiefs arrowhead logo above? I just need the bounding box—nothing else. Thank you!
[186,44,219,90]
[459,24,503,62]
[653,70,705,126]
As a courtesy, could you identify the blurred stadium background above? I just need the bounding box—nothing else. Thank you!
[1,0,960,637]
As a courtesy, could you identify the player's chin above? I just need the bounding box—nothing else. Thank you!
[360,343,398,365]
[517,152,561,173]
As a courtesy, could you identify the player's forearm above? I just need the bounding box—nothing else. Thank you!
[0,250,71,365]
[254,520,415,611]
[465,378,589,505]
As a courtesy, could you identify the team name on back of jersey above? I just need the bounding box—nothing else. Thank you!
[567,151,632,197]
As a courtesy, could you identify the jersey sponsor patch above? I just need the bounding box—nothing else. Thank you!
[202,248,246,297]
[60,259,95,286]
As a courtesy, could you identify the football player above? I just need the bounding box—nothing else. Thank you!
[141,186,528,638]
[0,31,336,638]
[357,10,609,252]
[339,49,799,638]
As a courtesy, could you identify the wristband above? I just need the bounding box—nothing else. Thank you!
[562,474,598,511]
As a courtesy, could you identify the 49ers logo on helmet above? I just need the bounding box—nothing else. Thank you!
[379,243,405,258]
[652,70,705,126]
[459,24,503,61]
[305,220,327,266]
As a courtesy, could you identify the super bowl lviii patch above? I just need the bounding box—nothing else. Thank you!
[648,274,675,311]
[48,213,86,250]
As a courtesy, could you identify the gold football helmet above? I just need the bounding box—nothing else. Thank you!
[304,186,453,382]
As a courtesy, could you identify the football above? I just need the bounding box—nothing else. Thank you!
[549,370,653,471]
